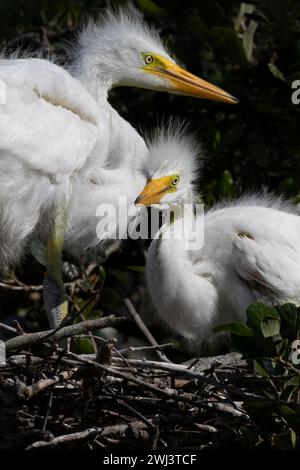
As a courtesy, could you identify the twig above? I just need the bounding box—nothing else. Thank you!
[0,281,43,292]
[111,357,217,382]
[64,351,214,401]
[0,280,80,292]
[124,298,172,363]
[27,410,212,450]
[26,427,103,449]
[0,322,17,334]
[26,420,153,450]
[13,320,25,335]
[116,398,156,430]
[118,343,173,354]
[44,294,99,342]
[5,315,126,354]
[42,352,65,431]
[208,402,249,419]
[20,369,77,399]
[112,346,133,370]
[58,353,216,384]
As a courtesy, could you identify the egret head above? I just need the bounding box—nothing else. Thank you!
[135,121,200,207]
[75,5,238,104]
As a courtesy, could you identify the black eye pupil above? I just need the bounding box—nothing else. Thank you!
[146,55,153,64]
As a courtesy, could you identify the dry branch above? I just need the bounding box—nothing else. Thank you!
[5,315,126,354]
[64,351,217,400]
[1,369,77,399]
[26,427,103,449]
[124,298,172,363]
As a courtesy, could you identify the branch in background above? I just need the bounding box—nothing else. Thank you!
[0,322,17,334]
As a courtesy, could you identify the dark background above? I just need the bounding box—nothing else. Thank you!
[0,0,299,356]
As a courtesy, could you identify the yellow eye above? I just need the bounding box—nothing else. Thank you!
[172,176,180,186]
[144,55,154,65]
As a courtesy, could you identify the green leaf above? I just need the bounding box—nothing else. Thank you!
[278,303,299,340]
[261,317,281,338]
[246,302,281,337]
[283,376,300,391]
[253,359,270,377]
[126,265,145,274]
[235,3,258,62]
[137,0,163,15]
[97,265,106,290]
[74,297,97,320]
[73,336,94,354]
[243,20,258,62]
[275,338,289,357]
[213,321,255,336]
[276,405,300,434]
[30,239,47,267]
[291,430,297,450]
[218,170,235,199]
[268,63,285,82]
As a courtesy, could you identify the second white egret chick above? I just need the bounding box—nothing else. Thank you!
[135,125,300,349]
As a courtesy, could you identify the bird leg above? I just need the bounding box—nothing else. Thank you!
[43,205,69,329]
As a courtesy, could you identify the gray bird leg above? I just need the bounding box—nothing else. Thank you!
[43,204,68,329]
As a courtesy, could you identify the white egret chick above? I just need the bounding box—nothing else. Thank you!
[135,125,300,349]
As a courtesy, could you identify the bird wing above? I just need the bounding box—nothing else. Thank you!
[232,223,300,301]
[0,58,101,178]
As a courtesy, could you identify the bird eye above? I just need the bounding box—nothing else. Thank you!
[172,176,180,186]
[144,55,154,65]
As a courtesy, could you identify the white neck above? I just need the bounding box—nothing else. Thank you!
[146,208,195,340]
[71,54,114,102]
[146,199,209,342]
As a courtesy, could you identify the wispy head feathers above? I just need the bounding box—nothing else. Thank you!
[144,118,202,185]
[74,3,167,60]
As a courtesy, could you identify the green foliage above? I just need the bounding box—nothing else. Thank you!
[214,302,300,370]
[215,301,300,448]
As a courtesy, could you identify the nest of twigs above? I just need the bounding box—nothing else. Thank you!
[1,305,267,451]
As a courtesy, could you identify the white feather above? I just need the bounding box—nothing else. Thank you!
[144,128,300,349]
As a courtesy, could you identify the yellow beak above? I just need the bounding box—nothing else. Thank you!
[135,177,172,206]
[146,55,238,104]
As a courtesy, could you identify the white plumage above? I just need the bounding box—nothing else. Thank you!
[0,6,237,329]
[0,58,145,267]
[136,127,300,349]
[0,59,100,267]
[0,6,236,272]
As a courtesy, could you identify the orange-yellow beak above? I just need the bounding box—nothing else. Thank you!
[145,55,238,104]
[135,177,173,206]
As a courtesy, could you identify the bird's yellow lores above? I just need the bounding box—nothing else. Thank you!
[135,175,180,206]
